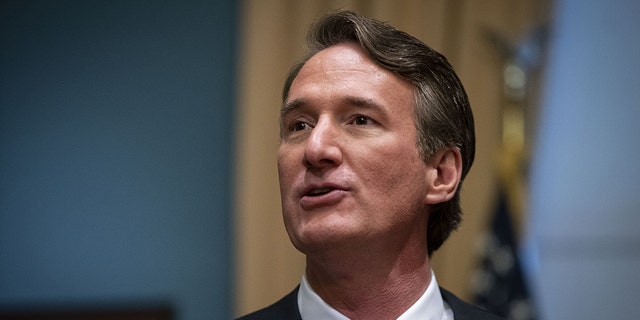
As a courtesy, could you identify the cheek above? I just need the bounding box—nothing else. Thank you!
[277,148,294,180]
[362,144,427,197]
[277,149,301,202]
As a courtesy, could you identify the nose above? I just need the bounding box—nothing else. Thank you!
[303,117,343,169]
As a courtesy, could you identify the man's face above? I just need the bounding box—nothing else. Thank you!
[278,42,433,255]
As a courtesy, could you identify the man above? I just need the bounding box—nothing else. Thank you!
[239,10,501,320]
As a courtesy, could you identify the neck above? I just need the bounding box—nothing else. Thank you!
[304,240,432,320]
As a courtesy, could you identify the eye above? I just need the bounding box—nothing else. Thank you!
[292,121,311,131]
[352,115,373,125]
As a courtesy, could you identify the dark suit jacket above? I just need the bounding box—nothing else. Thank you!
[237,286,503,320]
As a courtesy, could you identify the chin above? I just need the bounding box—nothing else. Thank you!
[289,224,362,254]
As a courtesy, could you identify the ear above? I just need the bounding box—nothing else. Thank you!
[425,147,463,205]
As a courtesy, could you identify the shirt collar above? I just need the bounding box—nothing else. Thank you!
[297,270,454,320]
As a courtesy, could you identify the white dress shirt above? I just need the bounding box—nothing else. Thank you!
[298,270,454,320]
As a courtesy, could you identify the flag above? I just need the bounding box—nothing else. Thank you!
[471,189,536,320]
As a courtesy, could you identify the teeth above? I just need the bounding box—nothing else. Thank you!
[309,187,333,196]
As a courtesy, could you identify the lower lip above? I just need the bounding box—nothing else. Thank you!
[300,189,346,210]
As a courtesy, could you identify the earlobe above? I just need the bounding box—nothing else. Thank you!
[425,148,463,204]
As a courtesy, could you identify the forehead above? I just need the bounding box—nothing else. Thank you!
[301,42,376,74]
[287,42,414,109]
[295,43,395,84]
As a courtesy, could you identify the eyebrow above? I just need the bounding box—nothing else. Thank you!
[280,96,387,120]
[280,98,306,120]
[343,96,387,112]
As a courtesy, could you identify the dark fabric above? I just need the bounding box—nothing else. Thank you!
[236,287,301,320]
[237,286,503,320]
[440,288,504,320]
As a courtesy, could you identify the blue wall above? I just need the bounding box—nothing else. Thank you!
[0,1,237,319]
[525,0,640,319]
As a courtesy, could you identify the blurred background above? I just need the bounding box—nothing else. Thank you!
[1,1,236,319]
[1,1,639,320]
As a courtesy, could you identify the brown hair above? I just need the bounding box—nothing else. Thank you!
[282,10,475,256]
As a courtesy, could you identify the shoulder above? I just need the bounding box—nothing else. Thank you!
[440,287,504,320]
[235,287,301,320]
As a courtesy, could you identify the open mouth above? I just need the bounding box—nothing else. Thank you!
[299,184,346,209]
[308,187,335,196]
